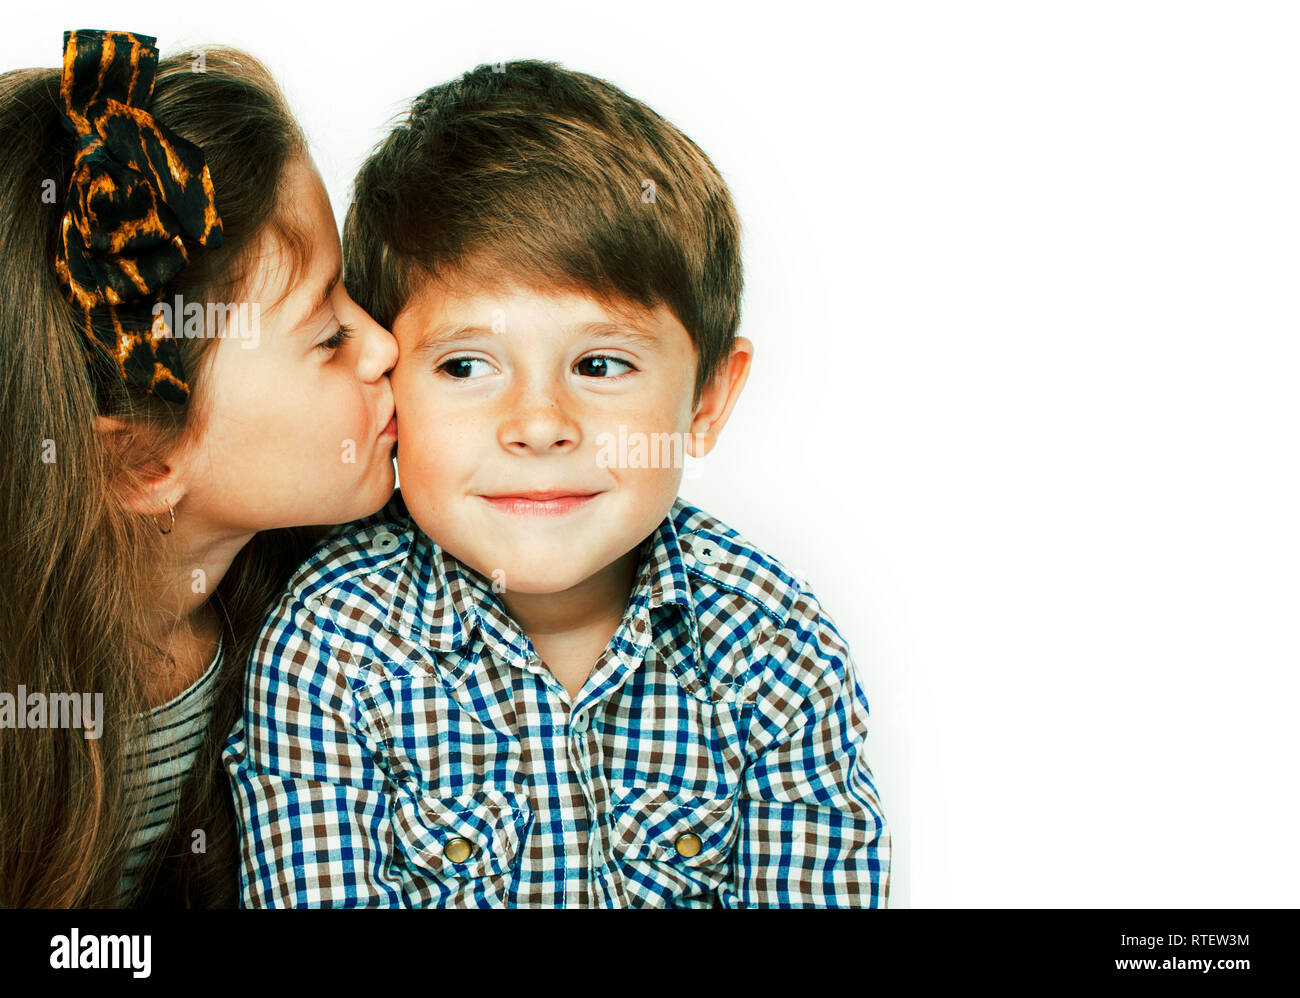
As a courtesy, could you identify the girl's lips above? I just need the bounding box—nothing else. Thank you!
[480,493,599,516]
[380,413,397,439]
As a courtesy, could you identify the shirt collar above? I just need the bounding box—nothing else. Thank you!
[627,498,699,630]
[384,499,702,670]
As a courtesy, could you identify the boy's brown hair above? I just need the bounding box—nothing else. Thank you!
[343,59,743,402]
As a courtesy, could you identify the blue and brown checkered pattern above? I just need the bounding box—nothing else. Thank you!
[223,490,889,907]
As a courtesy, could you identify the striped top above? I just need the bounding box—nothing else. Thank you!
[116,635,224,903]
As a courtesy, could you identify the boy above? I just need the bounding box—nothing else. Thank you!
[224,61,889,907]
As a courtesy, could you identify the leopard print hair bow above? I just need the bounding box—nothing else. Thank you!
[52,28,223,404]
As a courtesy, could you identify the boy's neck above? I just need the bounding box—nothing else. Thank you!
[496,544,642,701]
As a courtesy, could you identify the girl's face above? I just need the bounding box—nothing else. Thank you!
[172,158,399,532]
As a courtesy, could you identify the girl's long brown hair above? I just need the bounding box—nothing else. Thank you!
[0,46,327,907]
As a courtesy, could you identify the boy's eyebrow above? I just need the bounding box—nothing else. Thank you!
[414,319,660,358]
[577,321,660,347]
[412,324,496,358]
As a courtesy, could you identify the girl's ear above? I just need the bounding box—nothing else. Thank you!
[93,415,186,517]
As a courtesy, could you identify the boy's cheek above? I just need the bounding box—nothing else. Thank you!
[634,466,686,518]
[395,447,442,499]
[396,431,472,515]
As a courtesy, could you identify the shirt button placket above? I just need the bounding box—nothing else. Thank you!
[566,703,609,907]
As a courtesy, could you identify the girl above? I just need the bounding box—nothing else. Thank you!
[0,29,398,906]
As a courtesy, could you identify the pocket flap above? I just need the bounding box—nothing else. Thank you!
[606,786,737,866]
[394,788,529,880]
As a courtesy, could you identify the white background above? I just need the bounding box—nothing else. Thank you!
[6,1,1298,907]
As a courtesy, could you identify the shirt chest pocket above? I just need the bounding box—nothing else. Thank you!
[602,787,739,908]
[391,789,530,906]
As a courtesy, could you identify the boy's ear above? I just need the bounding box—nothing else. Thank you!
[687,336,753,459]
[93,415,186,518]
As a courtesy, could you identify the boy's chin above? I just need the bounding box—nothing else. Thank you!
[466,558,595,597]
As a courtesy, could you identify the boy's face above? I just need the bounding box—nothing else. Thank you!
[390,279,745,596]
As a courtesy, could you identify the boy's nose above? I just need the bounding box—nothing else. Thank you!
[498,393,582,455]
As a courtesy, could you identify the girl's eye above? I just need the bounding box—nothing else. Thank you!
[438,357,495,379]
[575,355,635,378]
[317,323,354,352]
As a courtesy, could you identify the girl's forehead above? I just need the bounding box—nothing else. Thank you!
[240,206,341,325]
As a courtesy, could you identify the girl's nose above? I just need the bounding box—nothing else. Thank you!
[357,314,399,382]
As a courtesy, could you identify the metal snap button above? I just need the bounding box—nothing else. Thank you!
[674,832,702,858]
[443,836,474,864]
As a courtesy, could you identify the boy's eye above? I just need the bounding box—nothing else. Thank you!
[439,357,495,379]
[575,355,635,378]
[317,323,354,352]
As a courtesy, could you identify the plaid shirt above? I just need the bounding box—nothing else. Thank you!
[223,490,889,907]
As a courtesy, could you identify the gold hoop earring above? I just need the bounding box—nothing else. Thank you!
[157,498,175,535]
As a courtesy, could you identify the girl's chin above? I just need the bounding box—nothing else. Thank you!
[336,476,397,523]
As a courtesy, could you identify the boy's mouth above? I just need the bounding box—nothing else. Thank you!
[478,490,601,516]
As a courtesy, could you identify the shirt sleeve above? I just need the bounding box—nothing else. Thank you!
[222,592,406,908]
[724,596,891,908]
